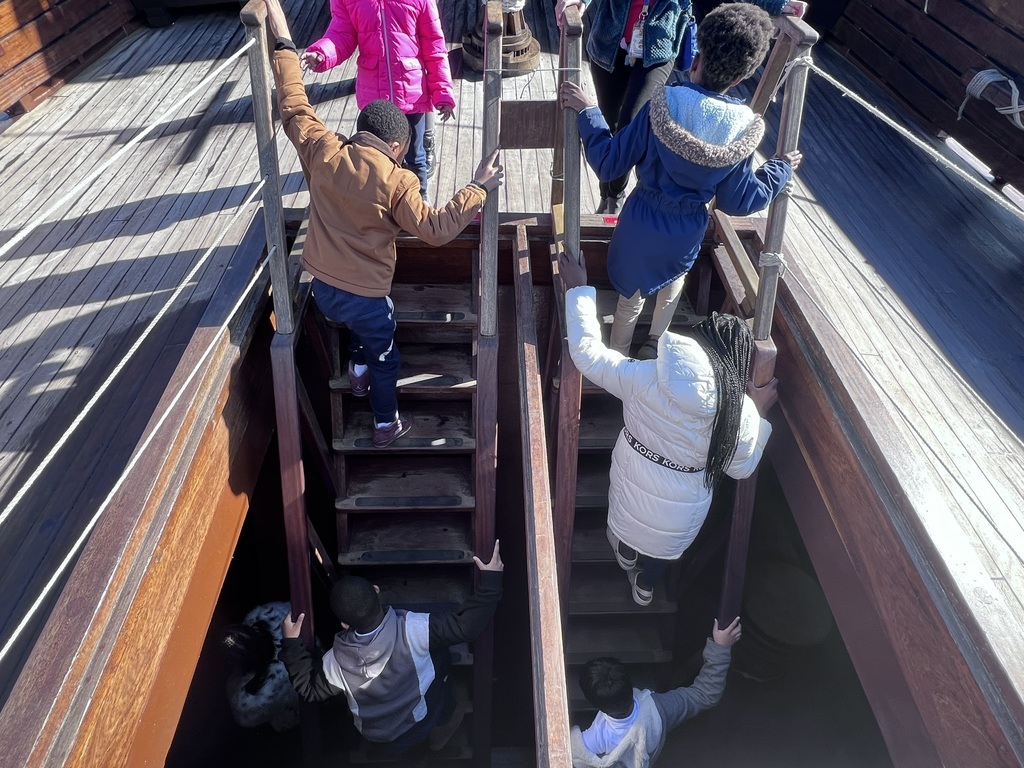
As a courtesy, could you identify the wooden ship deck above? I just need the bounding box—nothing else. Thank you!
[0,0,1022,764]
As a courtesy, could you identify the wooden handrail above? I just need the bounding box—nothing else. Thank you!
[239,0,315,649]
[559,6,583,264]
[240,0,292,336]
[479,0,502,338]
[751,18,817,341]
[547,6,586,608]
[513,224,573,768]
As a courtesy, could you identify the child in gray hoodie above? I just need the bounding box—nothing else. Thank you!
[571,617,741,768]
[279,541,503,756]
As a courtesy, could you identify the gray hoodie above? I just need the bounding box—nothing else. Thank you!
[322,608,433,741]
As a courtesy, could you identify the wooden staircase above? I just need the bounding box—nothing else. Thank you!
[299,272,495,765]
[554,292,699,716]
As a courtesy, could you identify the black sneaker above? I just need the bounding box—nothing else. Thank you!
[348,361,369,398]
[636,339,659,360]
[424,131,436,179]
[373,416,412,448]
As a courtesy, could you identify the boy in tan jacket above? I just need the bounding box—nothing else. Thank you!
[264,0,502,446]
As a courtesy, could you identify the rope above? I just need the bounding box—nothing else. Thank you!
[804,59,1024,222]
[958,69,1023,130]
[769,53,813,106]
[488,66,585,100]
[759,251,787,277]
[0,38,257,261]
[0,177,267,533]
[0,257,269,666]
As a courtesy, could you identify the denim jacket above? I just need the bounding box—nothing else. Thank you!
[582,0,693,72]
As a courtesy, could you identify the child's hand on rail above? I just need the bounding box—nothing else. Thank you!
[559,82,594,113]
[777,150,803,170]
[558,250,588,291]
[472,149,503,192]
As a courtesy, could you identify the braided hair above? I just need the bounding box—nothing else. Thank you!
[688,312,753,490]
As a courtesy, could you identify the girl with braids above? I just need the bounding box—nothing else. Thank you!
[560,252,773,606]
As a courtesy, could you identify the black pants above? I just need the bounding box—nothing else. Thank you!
[617,540,672,590]
[589,48,673,199]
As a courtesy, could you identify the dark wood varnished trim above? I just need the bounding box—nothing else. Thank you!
[763,224,1024,767]
[513,224,573,768]
[0,252,275,766]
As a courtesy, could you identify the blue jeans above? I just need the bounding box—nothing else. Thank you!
[404,112,428,197]
[312,279,400,423]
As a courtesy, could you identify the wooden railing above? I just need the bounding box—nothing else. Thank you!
[513,223,573,768]
[718,12,819,342]
[709,14,817,622]
[468,4,503,762]
[240,0,316,648]
[546,5,585,610]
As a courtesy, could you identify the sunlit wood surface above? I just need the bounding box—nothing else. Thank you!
[0,0,1021,740]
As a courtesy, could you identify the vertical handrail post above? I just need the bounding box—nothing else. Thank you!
[561,7,583,265]
[754,22,817,342]
[719,17,814,625]
[480,0,503,338]
[241,0,293,335]
[240,1,313,651]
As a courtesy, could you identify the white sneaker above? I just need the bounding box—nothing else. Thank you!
[628,569,654,607]
[606,528,637,571]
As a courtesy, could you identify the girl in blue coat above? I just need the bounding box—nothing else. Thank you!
[560,2,802,358]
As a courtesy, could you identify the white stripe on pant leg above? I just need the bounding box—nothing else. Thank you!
[380,295,395,362]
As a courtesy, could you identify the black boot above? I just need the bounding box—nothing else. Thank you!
[424,130,436,179]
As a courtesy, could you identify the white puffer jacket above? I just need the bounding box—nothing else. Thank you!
[566,286,772,559]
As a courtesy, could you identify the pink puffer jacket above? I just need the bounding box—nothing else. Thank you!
[305,0,455,114]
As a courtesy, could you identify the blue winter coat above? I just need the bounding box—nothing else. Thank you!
[582,0,692,72]
[578,82,793,299]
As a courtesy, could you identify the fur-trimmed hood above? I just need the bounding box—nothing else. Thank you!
[651,84,765,168]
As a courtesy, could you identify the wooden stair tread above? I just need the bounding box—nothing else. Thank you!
[571,517,615,563]
[569,564,677,615]
[339,513,474,566]
[335,402,475,453]
[323,284,477,328]
[337,457,474,511]
[373,570,472,611]
[331,344,476,396]
[565,619,672,664]
[578,398,623,451]
[575,455,612,510]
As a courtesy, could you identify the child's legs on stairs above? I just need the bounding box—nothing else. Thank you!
[610,290,645,355]
[649,274,687,339]
[312,280,401,424]
[404,112,429,198]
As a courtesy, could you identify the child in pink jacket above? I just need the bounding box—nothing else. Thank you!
[300,0,455,197]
